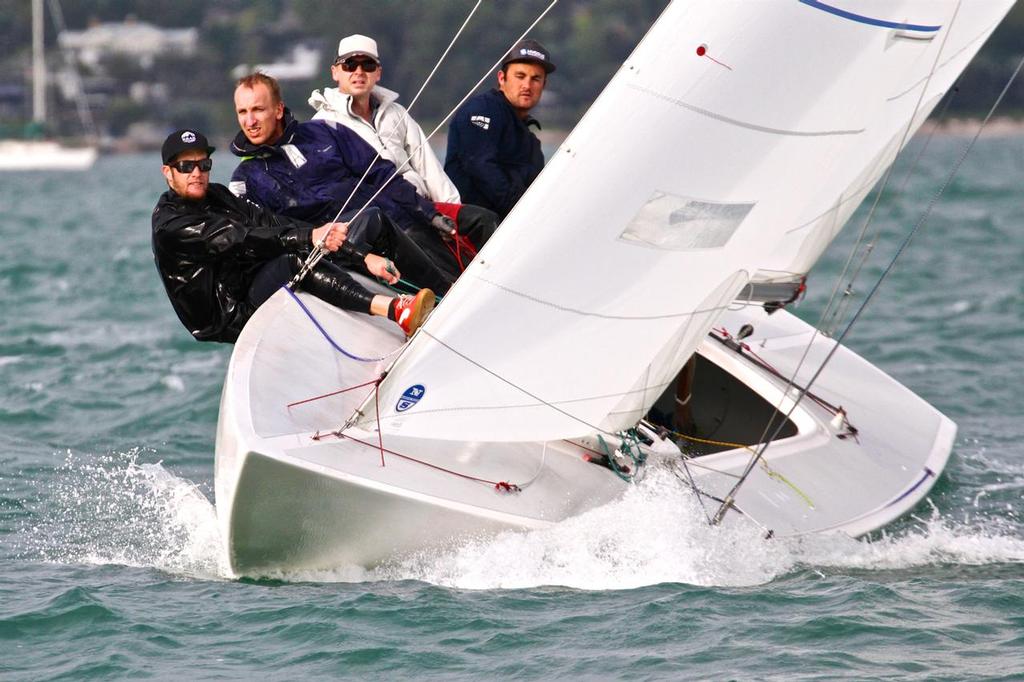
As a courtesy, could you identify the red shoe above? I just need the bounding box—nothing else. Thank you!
[393,289,435,336]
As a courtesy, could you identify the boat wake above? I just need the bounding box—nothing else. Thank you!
[290,468,1024,589]
[20,455,1023,588]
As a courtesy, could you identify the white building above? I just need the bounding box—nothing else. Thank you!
[58,18,198,70]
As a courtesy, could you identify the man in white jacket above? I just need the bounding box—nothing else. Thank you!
[309,34,459,204]
[309,34,496,271]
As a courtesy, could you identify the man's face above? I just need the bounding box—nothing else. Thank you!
[234,83,284,146]
[162,150,211,201]
[497,62,547,116]
[331,54,381,98]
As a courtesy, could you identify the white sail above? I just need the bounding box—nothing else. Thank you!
[355,0,1013,442]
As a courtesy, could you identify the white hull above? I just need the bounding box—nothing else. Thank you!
[215,289,953,577]
[0,140,97,170]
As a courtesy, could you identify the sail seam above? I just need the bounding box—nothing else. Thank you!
[474,276,733,320]
[627,84,864,138]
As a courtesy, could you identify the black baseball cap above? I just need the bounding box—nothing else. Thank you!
[501,39,556,74]
[161,128,215,164]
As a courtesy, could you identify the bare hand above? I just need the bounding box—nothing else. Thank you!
[311,222,349,252]
[365,254,399,284]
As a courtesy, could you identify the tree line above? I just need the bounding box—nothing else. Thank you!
[0,0,1021,141]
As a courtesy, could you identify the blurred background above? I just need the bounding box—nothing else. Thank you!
[0,0,1022,153]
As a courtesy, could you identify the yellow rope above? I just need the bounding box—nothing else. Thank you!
[666,429,815,509]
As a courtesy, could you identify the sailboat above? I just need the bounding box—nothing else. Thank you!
[0,0,97,171]
[214,0,1015,576]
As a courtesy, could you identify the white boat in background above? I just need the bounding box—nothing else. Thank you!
[0,0,97,171]
[0,139,97,171]
[214,0,1014,577]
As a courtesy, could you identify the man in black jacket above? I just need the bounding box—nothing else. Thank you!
[151,128,434,343]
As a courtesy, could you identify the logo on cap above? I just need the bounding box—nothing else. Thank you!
[181,131,196,143]
[520,48,546,60]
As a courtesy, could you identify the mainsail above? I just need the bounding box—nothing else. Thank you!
[356,0,1013,442]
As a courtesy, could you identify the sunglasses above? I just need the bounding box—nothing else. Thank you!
[336,57,379,73]
[170,158,212,174]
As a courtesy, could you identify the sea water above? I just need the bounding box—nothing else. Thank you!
[1,134,1022,679]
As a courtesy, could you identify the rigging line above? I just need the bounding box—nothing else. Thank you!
[357,326,622,441]
[321,430,524,490]
[46,0,98,140]
[670,460,716,525]
[896,77,960,194]
[294,0,559,287]
[748,1,964,456]
[820,0,961,338]
[714,42,1024,528]
[329,0,483,222]
[345,0,561,221]
[290,1,483,288]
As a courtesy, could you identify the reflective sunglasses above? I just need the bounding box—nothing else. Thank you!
[337,57,379,72]
[170,158,213,174]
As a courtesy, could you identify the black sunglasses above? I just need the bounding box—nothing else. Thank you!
[170,158,212,174]
[336,57,379,72]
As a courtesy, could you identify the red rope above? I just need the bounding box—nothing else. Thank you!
[314,429,520,492]
[287,379,380,408]
[445,232,478,272]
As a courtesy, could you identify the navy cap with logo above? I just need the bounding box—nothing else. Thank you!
[501,38,556,74]
[161,128,216,164]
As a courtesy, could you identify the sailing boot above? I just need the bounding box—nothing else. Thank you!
[390,289,436,337]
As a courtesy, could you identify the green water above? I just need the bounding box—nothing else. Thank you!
[1,136,1022,679]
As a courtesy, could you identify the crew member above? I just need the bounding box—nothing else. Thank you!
[444,38,554,220]
[152,128,434,343]
[231,72,461,285]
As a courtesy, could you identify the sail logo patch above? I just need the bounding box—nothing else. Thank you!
[181,131,197,143]
[396,384,425,412]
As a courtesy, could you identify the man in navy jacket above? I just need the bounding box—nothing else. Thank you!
[230,72,458,288]
[445,39,554,220]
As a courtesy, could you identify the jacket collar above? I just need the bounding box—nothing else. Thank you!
[488,88,542,130]
[308,85,400,119]
[230,107,300,157]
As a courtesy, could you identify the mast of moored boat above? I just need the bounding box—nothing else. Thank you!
[32,0,45,127]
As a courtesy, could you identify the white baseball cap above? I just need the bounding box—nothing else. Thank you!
[336,34,379,61]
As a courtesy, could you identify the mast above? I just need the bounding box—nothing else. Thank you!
[31,0,46,125]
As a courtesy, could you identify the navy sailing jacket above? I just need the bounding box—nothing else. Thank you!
[444,89,544,219]
[230,111,437,231]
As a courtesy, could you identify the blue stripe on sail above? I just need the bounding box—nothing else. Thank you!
[799,0,942,32]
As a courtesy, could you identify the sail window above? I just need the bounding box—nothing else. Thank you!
[619,191,754,250]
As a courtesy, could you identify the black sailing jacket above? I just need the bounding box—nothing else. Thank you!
[151,183,314,343]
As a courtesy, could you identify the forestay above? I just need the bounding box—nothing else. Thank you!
[354,0,1013,442]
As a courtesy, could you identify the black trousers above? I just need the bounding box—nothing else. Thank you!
[248,254,374,314]
[407,204,499,280]
[338,207,455,295]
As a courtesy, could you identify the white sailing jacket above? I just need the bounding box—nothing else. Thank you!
[308,85,461,204]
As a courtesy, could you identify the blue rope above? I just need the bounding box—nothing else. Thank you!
[282,286,392,363]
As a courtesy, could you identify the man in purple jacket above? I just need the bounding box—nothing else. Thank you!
[230,72,477,284]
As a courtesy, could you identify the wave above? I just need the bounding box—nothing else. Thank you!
[18,456,1023,589]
